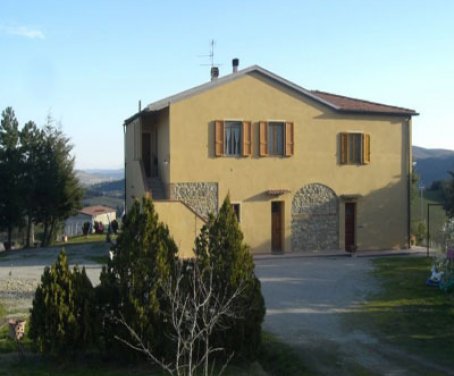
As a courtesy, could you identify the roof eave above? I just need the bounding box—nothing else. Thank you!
[336,109,419,117]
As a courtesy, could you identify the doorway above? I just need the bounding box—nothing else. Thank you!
[142,129,158,177]
[271,201,284,252]
[345,202,356,251]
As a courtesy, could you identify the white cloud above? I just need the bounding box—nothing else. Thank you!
[1,25,45,39]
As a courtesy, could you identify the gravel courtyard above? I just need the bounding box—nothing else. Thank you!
[1,245,450,375]
[255,252,452,376]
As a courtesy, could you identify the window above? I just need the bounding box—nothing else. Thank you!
[268,122,284,155]
[225,121,242,156]
[259,121,294,157]
[214,120,251,157]
[231,203,241,222]
[339,133,370,165]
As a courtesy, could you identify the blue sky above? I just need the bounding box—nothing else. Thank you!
[1,0,453,169]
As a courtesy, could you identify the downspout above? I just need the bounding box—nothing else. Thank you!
[123,121,127,215]
[406,117,412,248]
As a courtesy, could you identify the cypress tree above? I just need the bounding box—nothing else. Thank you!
[29,250,96,355]
[98,196,178,359]
[194,195,266,360]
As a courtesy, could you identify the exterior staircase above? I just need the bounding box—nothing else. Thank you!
[146,177,167,200]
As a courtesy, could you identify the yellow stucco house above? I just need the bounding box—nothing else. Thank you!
[124,63,417,255]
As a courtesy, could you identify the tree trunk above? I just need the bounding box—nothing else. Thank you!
[42,220,49,247]
[48,218,56,246]
[25,215,32,248]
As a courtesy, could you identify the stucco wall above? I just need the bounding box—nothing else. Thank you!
[125,117,146,210]
[165,73,411,253]
[154,201,205,258]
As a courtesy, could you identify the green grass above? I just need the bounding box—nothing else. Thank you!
[0,358,161,376]
[354,256,454,368]
[54,234,116,246]
[0,326,309,375]
[258,332,311,375]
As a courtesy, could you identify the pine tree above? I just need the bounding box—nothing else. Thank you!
[98,196,178,359]
[34,116,83,246]
[194,195,265,360]
[20,121,43,247]
[0,107,24,248]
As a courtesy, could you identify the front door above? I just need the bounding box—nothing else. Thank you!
[345,202,356,251]
[271,201,284,252]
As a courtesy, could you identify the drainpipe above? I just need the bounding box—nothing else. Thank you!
[123,121,127,215]
[406,117,412,248]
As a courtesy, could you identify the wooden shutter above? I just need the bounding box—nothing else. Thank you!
[340,133,348,164]
[214,120,224,157]
[362,134,370,164]
[284,121,294,156]
[259,121,268,156]
[242,121,252,156]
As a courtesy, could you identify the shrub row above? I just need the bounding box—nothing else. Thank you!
[29,196,265,365]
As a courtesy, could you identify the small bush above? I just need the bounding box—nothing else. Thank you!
[29,250,97,355]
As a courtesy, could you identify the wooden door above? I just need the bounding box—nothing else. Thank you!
[345,202,356,251]
[271,202,284,252]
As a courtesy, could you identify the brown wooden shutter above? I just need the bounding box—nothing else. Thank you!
[362,134,370,164]
[259,121,268,156]
[340,133,348,164]
[284,121,294,156]
[242,121,252,156]
[215,120,224,157]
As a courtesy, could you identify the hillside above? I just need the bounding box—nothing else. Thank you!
[413,146,454,187]
[76,169,124,187]
[82,179,125,214]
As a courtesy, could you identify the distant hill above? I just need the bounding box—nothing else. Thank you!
[82,178,125,214]
[413,146,454,187]
[76,168,124,187]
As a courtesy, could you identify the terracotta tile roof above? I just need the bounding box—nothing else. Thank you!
[125,65,418,124]
[310,90,418,116]
[79,205,116,217]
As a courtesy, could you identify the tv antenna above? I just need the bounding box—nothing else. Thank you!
[198,39,221,67]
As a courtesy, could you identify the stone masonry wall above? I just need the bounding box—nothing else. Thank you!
[292,183,339,251]
[169,182,218,220]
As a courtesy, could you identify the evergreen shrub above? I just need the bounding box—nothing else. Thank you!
[29,250,96,355]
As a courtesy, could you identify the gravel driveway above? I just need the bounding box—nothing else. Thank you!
[0,243,107,317]
[255,253,452,376]
[2,246,450,375]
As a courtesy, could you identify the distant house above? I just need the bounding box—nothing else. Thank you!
[124,62,418,254]
[64,205,116,237]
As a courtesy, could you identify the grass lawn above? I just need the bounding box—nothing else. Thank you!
[54,233,117,246]
[356,256,454,369]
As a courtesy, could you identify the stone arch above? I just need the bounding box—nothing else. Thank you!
[291,183,339,251]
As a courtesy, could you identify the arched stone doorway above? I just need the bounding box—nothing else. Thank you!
[292,183,339,251]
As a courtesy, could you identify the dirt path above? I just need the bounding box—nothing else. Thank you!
[255,254,453,376]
